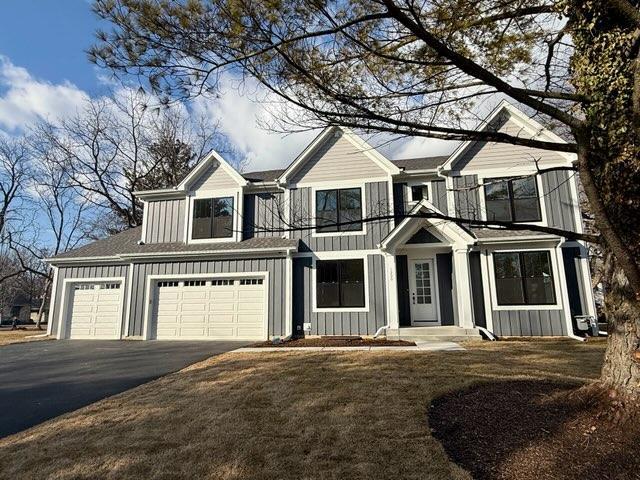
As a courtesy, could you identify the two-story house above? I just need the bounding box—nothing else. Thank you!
[45,101,596,341]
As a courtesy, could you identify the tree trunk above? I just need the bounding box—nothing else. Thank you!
[600,261,640,401]
[35,275,52,331]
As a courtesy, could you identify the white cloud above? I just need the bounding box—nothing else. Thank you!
[193,76,319,172]
[0,56,88,133]
[386,136,459,159]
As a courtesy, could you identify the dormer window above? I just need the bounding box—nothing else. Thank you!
[315,187,363,233]
[192,197,234,239]
[484,176,541,222]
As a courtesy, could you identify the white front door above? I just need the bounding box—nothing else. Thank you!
[409,259,439,324]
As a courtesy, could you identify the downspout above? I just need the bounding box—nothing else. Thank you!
[373,324,389,338]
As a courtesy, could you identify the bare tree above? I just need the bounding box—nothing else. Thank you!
[36,89,222,236]
[0,137,28,241]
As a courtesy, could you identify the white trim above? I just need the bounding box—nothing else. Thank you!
[485,247,564,311]
[291,177,389,189]
[140,200,148,243]
[283,187,292,240]
[46,266,59,336]
[123,263,135,337]
[404,181,433,210]
[567,171,584,234]
[292,249,381,258]
[452,247,475,328]
[479,249,494,332]
[384,253,400,330]
[142,271,270,341]
[185,188,243,244]
[311,252,370,313]
[56,276,126,340]
[178,149,248,190]
[475,173,549,228]
[310,183,367,238]
[476,235,560,244]
[577,245,597,318]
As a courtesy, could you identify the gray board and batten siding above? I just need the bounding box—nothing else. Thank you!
[50,257,288,339]
[292,255,387,336]
[243,192,285,239]
[144,198,187,244]
[49,264,131,337]
[289,181,392,252]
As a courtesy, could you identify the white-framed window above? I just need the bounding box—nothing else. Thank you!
[311,184,367,237]
[311,253,369,312]
[487,247,563,311]
[405,181,432,207]
[185,189,242,244]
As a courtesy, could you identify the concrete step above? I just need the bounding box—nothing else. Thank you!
[386,326,482,342]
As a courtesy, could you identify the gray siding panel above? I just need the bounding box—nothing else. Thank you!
[436,253,455,326]
[541,170,577,232]
[453,175,480,220]
[431,179,448,215]
[50,264,130,336]
[128,257,287,338]
[469,252,486,328]
[243,192,285,239]
[492,309,565,337]
[290,181,392,252]
[145,199,186,243]
[294,254,387,336]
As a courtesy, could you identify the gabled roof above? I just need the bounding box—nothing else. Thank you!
[276,126,401,184]
[439,100,575,172]
[178,149,248,189]
[380,198,475,251]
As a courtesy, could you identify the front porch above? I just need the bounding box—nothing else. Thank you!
[382,199,481,341]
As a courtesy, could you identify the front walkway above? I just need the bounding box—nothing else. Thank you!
[233,340,465,353]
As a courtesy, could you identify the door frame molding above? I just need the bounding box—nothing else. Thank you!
[142,271,270,340]
[408,256,441,325]
[57,276,126,340]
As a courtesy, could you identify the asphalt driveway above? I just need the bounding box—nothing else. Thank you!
[0,340,246,438]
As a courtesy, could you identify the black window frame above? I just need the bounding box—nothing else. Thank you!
[316,259,366,309]
[484,176,542,222]
[315,187,363,233]
[493,250,557,306]
[192,196,234,239]
[410,185,428,202]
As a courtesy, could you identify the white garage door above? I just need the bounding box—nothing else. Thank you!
[67,282,123,339]
[153,277,266,340]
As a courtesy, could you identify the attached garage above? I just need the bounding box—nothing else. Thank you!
[151,276,267,340]
[64,281,125,339]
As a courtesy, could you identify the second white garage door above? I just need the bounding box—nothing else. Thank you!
[153,277,266,340]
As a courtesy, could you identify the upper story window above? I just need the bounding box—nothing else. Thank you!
[410,185,428,202]
[192,197,234,239]
[315,187,362,233]
[493,251,556,305]
[484,176,541,222]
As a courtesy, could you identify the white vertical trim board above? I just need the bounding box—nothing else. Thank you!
[285,253,293,337]
[46,266,59,336]
[123,263,135,338]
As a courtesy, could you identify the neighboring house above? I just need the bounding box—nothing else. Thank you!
[1,293,47,325]
[45,101,596,341]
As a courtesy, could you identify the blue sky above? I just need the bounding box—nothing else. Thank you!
[0,1,455,170]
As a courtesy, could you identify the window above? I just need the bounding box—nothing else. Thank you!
[158,281,179,288]
[184,280,206,287]
[211,279,234,286]
[315,188,362,233]
[484,176,541,222]
[240,278,263,285]
[192,197,234,239]
[410,185,428,202]
[493,251,556,305]
[316,259,365,308]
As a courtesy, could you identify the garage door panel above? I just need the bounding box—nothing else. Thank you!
[153,278,266,340]
[67,283,123,339]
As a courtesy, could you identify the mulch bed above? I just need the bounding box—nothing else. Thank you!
[429,380,640,480]
[251,337,416,347]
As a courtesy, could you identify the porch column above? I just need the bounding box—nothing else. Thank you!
[384,253,400,330]
[453,248,474,329]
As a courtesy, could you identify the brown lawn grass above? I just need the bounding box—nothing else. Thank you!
[0,327,50,346]
[0,339,605,480]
